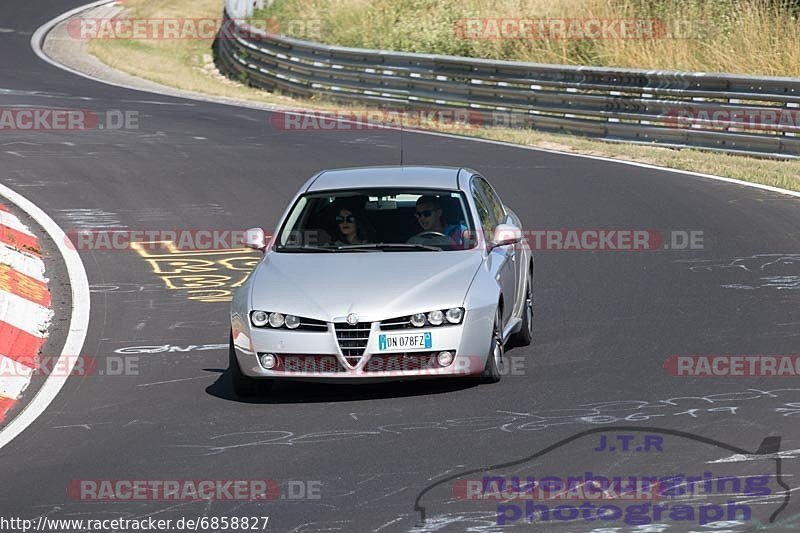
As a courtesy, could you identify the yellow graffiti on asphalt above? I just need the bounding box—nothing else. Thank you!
[131,241,261,303]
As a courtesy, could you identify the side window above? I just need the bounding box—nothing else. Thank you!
[470,177,496,240]
[476,177,506,224]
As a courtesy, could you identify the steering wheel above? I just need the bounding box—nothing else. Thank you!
[412,231,448,239]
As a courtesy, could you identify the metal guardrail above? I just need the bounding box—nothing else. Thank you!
[214,3,800,158]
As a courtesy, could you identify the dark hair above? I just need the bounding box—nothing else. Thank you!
[416,195,441,210]
[331,200,375,242]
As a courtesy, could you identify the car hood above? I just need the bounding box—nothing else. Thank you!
[249,251,483,321]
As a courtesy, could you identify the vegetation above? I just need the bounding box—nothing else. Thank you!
[256,0,800,76]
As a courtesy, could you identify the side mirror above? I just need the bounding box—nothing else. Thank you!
[244,227,267,251]
[489,223,522,251]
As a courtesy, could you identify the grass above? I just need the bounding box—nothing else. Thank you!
[87,0,800,192]
[256,0,800,77]
[88,0,301,106]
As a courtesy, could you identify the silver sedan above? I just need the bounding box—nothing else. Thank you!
[229,166,533,395]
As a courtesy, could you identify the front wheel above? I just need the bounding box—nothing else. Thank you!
[229,333,273,397]
[480,308,505,383]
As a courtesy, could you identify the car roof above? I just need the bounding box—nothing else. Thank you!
[306,166,471,192]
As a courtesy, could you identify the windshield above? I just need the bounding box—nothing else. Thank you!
[275,189,476,252]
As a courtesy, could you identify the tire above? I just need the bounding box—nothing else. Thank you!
[510,274,533,347]
[229,333,273,397]
[480,307,505,383]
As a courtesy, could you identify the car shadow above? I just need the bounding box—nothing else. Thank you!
[204,368,480,404]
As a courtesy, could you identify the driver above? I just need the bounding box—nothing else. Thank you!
[414,195,467,246]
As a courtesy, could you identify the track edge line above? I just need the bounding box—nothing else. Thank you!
[0,183,91,449]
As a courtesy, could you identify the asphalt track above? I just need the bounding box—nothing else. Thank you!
[1,1,799,531]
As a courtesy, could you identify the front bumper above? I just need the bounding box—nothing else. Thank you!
[232,310,493,382]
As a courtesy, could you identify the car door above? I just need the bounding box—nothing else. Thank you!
[503,206,526,317]
[470,176,516,328]
[481,180,523,323]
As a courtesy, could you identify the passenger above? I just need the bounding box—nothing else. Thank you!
[333,206,372,245]
[414,195,467,245]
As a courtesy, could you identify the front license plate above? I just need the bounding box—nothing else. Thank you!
[378,332,432,352]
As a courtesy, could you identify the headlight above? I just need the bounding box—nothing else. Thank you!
[410,313,426,327]
[285,314,301,329]
[268,312,285,328]
[427,310,444,326]
[251,311,326,331]
[381,308,465,330]
[251,311,269,327]
[446,307,464,324]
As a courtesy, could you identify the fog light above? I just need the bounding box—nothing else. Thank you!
[410,313,426,327]
[436,351,454,367]
[251,311,269,327]
[260,353,278,369]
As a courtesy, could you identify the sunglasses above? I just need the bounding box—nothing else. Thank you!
[415,210,435,218]
[336,215,357,224]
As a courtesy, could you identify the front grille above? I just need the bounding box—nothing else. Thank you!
[364,353,438,372]
[379,316,412,331]
[334,322,372,366]
[279,355,346,373]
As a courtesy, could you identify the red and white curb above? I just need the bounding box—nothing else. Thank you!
[0,204,53,422]
[0,184,88,451]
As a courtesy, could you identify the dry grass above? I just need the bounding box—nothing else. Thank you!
[258,0,800,76]
[87,0,800,192]
[88,0,299,106]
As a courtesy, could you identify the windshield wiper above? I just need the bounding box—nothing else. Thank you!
[278,245,337,252]
[278,244,378,253]
[338,243,443,252]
